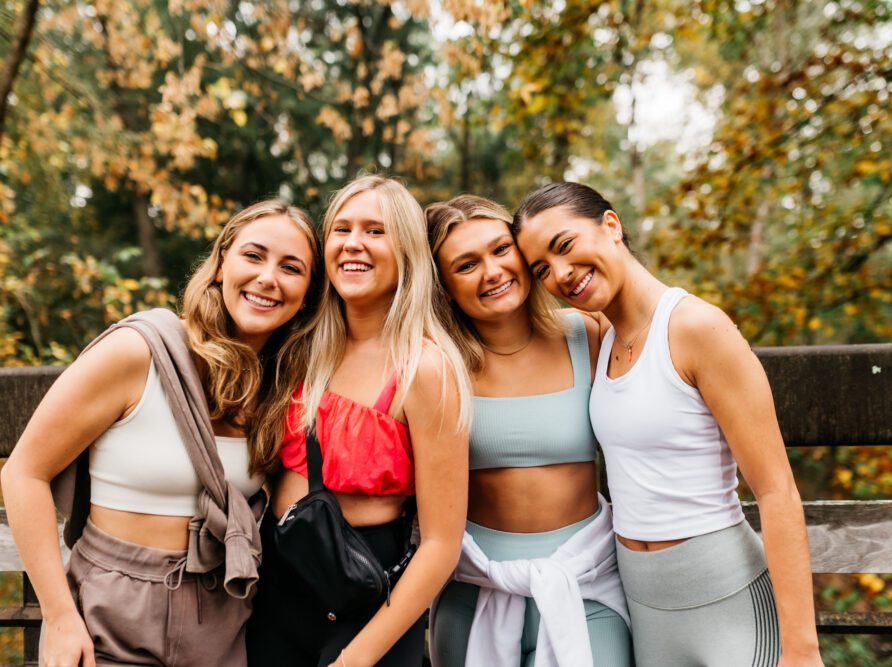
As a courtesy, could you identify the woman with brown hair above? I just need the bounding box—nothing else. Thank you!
[512,181,822,667]
[3,199,319,667]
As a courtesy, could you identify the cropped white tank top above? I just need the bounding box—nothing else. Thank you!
[590,287,744,541]
[89,360,264,516]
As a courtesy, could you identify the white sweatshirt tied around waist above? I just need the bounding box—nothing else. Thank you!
[431,494,629,667]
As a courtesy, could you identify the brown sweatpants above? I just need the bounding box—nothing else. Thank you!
[64,519,252,666]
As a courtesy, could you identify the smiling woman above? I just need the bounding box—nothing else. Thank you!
[512,181,823,667]
[1,199,320,667]
[247,175,473,667]
[425,195,632,667]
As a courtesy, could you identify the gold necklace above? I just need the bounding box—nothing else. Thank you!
[480,328,534,357]
[614,300,660,362]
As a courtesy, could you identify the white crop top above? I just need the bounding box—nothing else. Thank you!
[89,360,264,516]
[590,287,745,541]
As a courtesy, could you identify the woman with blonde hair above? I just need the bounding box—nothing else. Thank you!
[247,175,472,666]
[2,199,319,667]
[425,194,632,667]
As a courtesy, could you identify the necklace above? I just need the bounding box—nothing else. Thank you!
[614,299,660,362]
[480,328,534,357]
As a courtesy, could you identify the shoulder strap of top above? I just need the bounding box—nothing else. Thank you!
[564,312,592,387]
[594,324,615,384]
[373,372,400,414]
[650,287,689,358]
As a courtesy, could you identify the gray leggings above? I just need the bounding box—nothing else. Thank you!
[617,521,781,667]
[431,514,633,667]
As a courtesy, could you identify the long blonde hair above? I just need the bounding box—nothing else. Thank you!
[181,199,320,475]
[301,175,472,432]
[425,194,564,373]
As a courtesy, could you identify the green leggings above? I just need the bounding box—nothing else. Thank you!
[431,515,633,667]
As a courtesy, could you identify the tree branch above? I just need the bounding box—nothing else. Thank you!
[0,0,41,143]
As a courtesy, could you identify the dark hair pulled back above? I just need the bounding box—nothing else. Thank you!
[512,181,630,249]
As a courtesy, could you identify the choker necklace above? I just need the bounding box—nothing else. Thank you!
[614,299,660,362]
[481,328,534,357]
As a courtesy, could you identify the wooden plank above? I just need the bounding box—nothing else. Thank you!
[2,345,890,455]
[742,500,892,573]
[755,344,892,447]
[0,366,63,457]
[817,611,892,634]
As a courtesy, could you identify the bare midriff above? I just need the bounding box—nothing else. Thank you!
[616,535,690,551]
[468,461,599,533]
[90,505,192,550]
[272,468,406,526]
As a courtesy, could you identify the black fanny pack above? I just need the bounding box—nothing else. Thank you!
[274,428,416,618]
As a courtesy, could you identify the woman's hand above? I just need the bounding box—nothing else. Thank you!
[41,608,96,667]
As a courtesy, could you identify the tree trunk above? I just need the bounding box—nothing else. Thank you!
[0,0,41,144]
[133,193,161,277]
[459,112,471,192]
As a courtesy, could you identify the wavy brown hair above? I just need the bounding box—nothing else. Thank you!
[425,194,564,373]
[181,199,320,475]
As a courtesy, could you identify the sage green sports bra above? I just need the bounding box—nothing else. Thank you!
[469,313,598,470]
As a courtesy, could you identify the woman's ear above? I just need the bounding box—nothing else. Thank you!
[602,210,625,244]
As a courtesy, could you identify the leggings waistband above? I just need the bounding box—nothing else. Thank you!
[616,520,767,610]
[466,505,604,561]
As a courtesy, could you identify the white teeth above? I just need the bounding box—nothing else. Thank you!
[570,271,593,296]
[342,262,372,271]
[481,280,513,297]
[244,292,277,307]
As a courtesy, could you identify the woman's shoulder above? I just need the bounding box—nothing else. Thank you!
[669,294,750,381]
[670,295,738,342]
[79,325,152,372]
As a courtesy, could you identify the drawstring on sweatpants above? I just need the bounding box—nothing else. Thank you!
[163,557,220,627]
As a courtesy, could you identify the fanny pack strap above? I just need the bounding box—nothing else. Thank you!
[306,428,325,493]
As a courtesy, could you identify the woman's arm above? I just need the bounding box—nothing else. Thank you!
[1,328,150,667]
[671,299,823,666]
[334,347,468,667]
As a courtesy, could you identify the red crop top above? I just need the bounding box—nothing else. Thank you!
[280,374,415,496]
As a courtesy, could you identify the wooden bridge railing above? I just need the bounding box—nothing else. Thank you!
[0,344,890,663]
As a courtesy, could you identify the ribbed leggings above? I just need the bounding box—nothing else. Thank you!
[616,521,781,667]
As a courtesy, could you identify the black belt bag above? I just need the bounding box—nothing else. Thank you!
[274,428,415,618]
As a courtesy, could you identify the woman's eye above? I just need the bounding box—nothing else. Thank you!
[494,244,511,255]
[535,266,550,280]
[457,262,475,273]
[367,227,385,235]
[333,226,350,234]
[282,264,303,275]
[558,239,572,253]
[244,251,262,261]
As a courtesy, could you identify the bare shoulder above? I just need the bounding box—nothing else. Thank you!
[407,343,452,398]
[669,296,754,383]
[76,326,152,377]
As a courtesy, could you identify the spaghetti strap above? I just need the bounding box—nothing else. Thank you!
[373,372,400,414]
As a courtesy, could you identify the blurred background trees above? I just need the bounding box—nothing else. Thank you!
[1,0,890,662]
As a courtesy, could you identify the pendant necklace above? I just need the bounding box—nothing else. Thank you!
[614,300,660,363]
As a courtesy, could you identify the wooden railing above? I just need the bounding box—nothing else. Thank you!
[0,344,890,663]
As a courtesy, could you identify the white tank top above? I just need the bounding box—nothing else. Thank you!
[89,360,264,516]
[590,287,744,540]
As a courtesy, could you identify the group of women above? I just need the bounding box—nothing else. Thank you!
[3,175,824,667]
